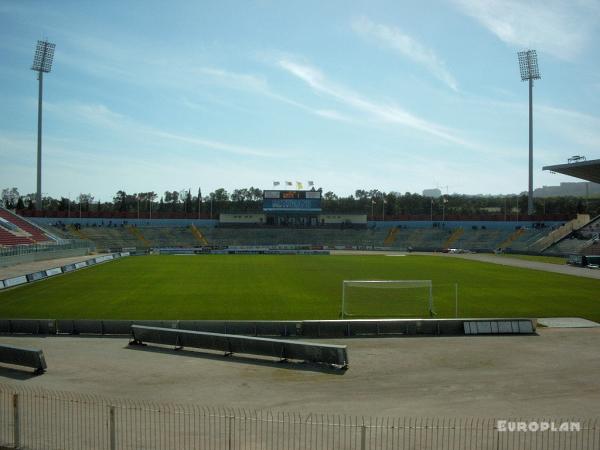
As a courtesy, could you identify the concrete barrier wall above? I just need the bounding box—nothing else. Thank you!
[0,344,47,373]
[3,275,28,288]
[0,318,535,337]
[26,271,48,282]
[45,267,62,277]
[130,325,349,367]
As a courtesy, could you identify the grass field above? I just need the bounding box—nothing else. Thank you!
[0,255,598,321]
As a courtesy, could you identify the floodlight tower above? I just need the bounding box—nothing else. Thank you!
[31,40,56,211]
[517,49,541,216]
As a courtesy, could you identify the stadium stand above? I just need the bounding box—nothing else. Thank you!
[443,228,464,248]
[34,218,568,255]
[140,226,199,248]
[504,228,551,252]
[0,227,34,246]
[452,228,514,252]
[0,207,54,246]
[540,215,600,255]
[387,228,451,250]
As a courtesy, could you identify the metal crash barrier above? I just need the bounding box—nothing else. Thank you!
[0,344,47,374]
[130,325,348,369]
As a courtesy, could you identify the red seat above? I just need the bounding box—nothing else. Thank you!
[0,208,51,243]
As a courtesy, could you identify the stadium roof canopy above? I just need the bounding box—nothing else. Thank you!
[542,158,600,184]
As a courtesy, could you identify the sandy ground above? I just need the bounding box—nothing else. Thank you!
[0,328,598,417]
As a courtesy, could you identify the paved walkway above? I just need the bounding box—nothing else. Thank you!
[1,328,598,417]
[538,317,600,328]
[450,253,600,280]
[0,254,100,280]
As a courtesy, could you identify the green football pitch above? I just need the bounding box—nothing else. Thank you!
[0,254,598,321]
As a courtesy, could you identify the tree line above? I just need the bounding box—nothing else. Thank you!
[1,186,598,219]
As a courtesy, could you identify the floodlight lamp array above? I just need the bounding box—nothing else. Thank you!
[517,49,540,81]
[31,40,56,73]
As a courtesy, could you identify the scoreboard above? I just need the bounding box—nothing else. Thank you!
[263,190,322,212]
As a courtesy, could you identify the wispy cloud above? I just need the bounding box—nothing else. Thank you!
[45,101,287,159]
[451,0,599,60]
[193,66,354,123]
[351,17,458,91]
[537,104,600,150]
[277,58,467,145]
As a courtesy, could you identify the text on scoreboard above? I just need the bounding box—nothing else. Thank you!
[263,190,322,211]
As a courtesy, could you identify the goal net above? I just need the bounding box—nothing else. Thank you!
[341,280,435,319]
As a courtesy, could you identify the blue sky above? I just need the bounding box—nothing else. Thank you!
[1,0,599,201]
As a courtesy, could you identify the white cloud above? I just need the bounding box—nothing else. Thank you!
[278,58,468,145]
[194,66,354,124]
[44,101,288,159]
[452,0,599,60]
[351,17,458,91]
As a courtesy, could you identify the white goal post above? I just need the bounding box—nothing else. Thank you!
[341,280,435,319]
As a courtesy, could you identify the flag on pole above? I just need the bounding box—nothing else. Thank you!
[273,181,280,186]
[296,181,303,190]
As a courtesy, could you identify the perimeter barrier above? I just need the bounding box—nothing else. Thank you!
[0,345,47,374]
[0,384,597,450]
[0,319,536,337]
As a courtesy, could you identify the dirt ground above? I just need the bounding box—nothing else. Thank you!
[1,328,598,417]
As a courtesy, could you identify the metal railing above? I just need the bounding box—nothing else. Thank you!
[0,239,92,258]
[0,384,598,450]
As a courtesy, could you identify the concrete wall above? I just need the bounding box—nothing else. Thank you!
[369,220,565,230]
[30,217,219,228]
[320,214,367,224]
[220,213,266,224]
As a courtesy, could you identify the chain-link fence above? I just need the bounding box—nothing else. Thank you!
[0,240,92,258]
[0,384,598,449]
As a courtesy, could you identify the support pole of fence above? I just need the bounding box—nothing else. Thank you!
[228,415,233,450]
[109,405,116,450]
[12,393,20,449]
[360,424,366,450]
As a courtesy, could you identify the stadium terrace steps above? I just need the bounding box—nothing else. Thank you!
[583,241,600,255]
[383,227,399,245]
[387,228,451,250]
[191,224,209,245]
[529,214,590,252]
[498,228,525,249]
[127,226,151,247]
[507,229,551,251]
[443,228,464,248]
[201,228,388,248]
[141,227,198,247]
[0,208,53,245]
[545,237,596,255]
[452,229,514,251]
[0,228,35,246]
[35,223,561,253]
